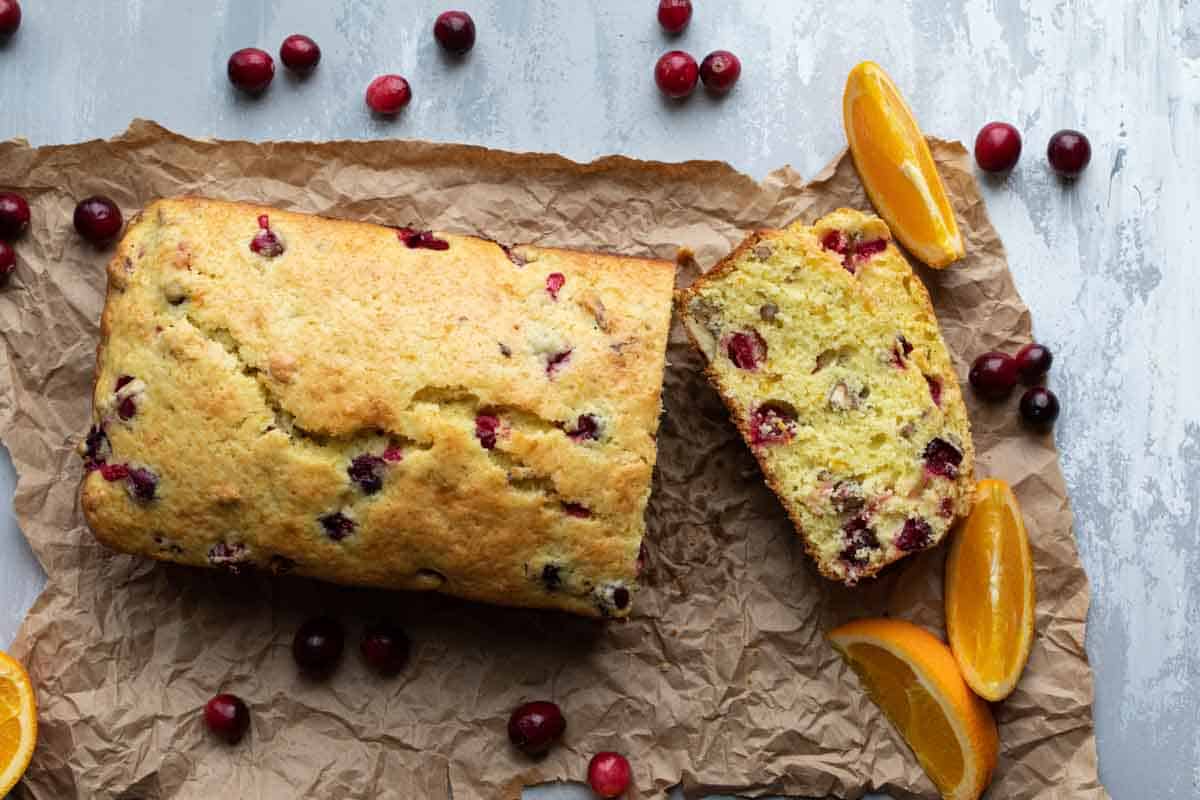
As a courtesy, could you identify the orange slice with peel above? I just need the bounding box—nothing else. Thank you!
[828,619,998,800]
[843,61,965,268]
[0,651,37,796]
[945,478,1036,701]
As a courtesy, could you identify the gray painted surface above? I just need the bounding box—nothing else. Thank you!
[1,1,1197,798]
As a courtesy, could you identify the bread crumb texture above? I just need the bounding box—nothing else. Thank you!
[80,197,675,618]
[678,208,974,584]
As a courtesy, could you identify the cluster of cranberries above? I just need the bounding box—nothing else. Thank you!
[506,700,632,797]
[969,342,1060,430]
[227,10,475,116]
[653,1,740,99]
[205,617,411,745]
[974,122,1092,178]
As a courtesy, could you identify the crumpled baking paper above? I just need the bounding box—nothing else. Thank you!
[0,121,1107,799]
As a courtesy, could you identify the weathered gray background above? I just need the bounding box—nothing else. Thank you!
[1,1,1196,798]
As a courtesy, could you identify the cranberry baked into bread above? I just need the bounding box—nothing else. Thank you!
[678,208,974,584]
[80,197,675,618]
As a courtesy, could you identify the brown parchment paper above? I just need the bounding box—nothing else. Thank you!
[0,120,1106,800]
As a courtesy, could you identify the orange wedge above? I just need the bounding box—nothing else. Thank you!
[843,61,965,268]
[828,619,998,800]
[0,652,37,796]
[945,478,1036,701]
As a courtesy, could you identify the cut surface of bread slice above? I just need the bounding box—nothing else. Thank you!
[678,208,974,584]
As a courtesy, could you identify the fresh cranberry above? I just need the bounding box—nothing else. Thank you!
[382,444,405,463]
[279,34,320,73]
[821,230,849,255]
[1020,386,1060,429]
[749,402,796,446]
[0,192,30,239]
[395,227,449,250]
[1047,129,1091,177]
[1015,342,1054,384]
[895,518,933,551]
[657,0,691,33]
[250,228,284,257]
[974,122,1022,172]
[348,454,386,494]
[292,617,345,676]
[925,375,942,407]
[545,349,572,377]
[204,694,250,744]
[0,241,13,285]
[562,502,591,518]
[508,701,566,756]
[852,238,887,263]
[475,414,501,449]
[840,515,880,566]
[73,196,123,243]
[655,50,699,99]
[433,10,475,54]
[587,752,632,798]
[366,74,412,114]
[360,622,411,676]
[227,48,275,93]
[99,462,129,481]
[923,438,964,479]
[699,50,741,94]
[968,351,1019,400]
[319,511,356,541]
[127,467,158,501]
[545,272,565,300]
[725,330,767,370]
[0,0,20,37]
[565,413,600,442]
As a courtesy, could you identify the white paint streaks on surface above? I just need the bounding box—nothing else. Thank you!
[1,1,1197,798]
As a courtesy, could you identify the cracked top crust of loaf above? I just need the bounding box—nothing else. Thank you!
[80,197,675,618]
[677,207,975,585]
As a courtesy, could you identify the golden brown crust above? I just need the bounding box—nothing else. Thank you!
[81,197,675,617]
[677,209,975,585]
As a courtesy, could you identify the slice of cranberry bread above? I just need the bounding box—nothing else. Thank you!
[677,207,974,584]
[80,197,675,618]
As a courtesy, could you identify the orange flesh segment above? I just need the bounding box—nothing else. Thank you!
[946,478,1036,701]
[0,653,36,796]
[844,62,964,268]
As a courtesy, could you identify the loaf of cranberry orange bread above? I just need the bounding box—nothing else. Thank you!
[80,197,675,618]
[677,207,974,584]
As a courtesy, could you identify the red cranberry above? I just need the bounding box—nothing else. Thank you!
[562,502,591,518]
[99,462,129,481]
[382,444,405,462]
[1047,129,1091,177]
[366,74,412,114]
[250,228,285,257]
[923,437,964,479]
[895,518,933,551]
[0,0,20,37]
[655,50,699,99]
[475,414,501,449]
[127,467,158,501]
[83,425,110,468]
[292,617,345,676]
[699,50,741,94]
[395,227,449,250]
[0,192,30,239]
[974,122,1022,172]
[204,694,250,745]
[1015,342,1054,384]
[749,402,797,446]
[227,48,275,93]
[73,196,123,244]
[587,751,632,798]
[851,238,887,264]
[545,349,572,377]
[725,330,767,370]
[115,375,134,390]
[1020,386,1060,429]
[657,0,692,33]
[566,413,600,442]
[433,10,475,54]
[968,351,1019,400]
[348,454,386,494]
[925,375,942,407]
[821,230,849,255]
[279,34,320,74]
[117,396,137,420]
[360,622,411,676]
[0,241,13,285]
[319,511,356,541]
[508,701,566,756]
[840,515,880,566]
[545,272,565,300]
